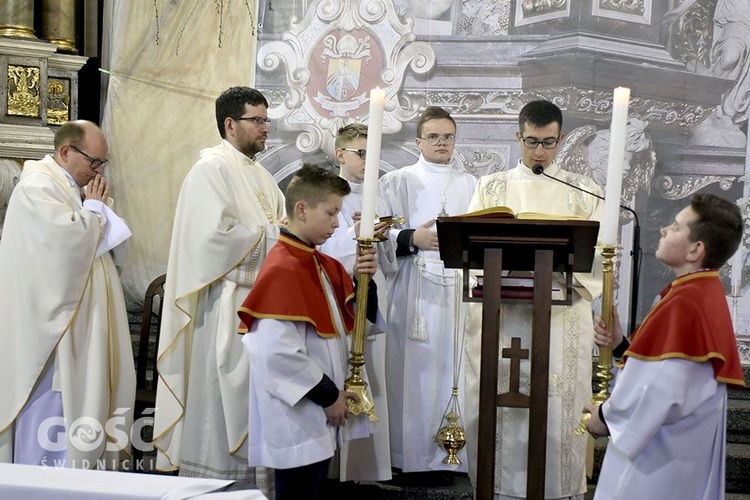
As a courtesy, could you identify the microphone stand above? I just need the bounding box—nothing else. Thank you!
[532,165,641,333]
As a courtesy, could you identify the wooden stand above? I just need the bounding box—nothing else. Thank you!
[437,217,598,500]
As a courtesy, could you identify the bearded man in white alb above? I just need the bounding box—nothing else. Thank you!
[0,120,135,469]
[153,86,285,491]
[465,100,603,499]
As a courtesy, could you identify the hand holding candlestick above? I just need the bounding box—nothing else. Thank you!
[345,241,379,421]
[346,86,385,420]
[576,87,630,434]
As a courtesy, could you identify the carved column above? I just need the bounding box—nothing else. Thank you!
[41,0,77,54]
[0,159,22,239]
[0,0,36,40]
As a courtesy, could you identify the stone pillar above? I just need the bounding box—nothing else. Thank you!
[41,0,77,54]
[0,0,36,40]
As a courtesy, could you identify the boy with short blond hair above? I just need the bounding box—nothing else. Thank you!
[585,193,746,499]
[318,124,395,482]
[238,163,377,500]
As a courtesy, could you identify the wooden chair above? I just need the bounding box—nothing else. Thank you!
[133,273,166,462]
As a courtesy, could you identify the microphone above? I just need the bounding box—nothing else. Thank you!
[532,164,642,334]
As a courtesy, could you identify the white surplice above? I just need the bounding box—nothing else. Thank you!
[318,180,396,481]
[595,358,727,500]
[464,161,603,499]
[378,155,477,472]
[0,155,135,468]
[153,140,285,488]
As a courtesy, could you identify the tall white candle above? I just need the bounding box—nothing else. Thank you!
[602,87,631,246]
[360,87,385,239]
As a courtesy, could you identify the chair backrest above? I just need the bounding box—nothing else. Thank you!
[136,274,166,391]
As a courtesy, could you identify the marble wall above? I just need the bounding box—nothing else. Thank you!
[253,0,750,361]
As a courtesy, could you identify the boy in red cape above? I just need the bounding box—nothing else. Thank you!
[237,163,377,500]
[585,193,746,499]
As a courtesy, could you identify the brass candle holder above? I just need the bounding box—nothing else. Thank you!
[344,236,379,422]
[576,244,617,434]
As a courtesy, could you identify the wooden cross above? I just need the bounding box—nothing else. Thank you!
[502,337,529,395]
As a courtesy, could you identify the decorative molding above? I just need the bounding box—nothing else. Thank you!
[522,34,680,66]
[369,87,713,131]
[654,175,737,200]
[0,38,58,58]
[48,52,88,73]
[454,145,511,178]
[515,0,568,27]
[665,0,713,70]
[257,0,435,155]
[592,0,651,25]
[459,0,510,36]
[0,123,54,159]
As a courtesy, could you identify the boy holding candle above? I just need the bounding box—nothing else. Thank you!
[463,100,603,498]
[585,193,745,499]
[318,123,396,482]
[237,163,378,500]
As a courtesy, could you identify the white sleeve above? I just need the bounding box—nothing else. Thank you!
[602,357,719,460]
[242,318,325,407]
[82,199,132,257]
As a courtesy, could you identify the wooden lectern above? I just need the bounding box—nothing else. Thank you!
[436,216,599,500]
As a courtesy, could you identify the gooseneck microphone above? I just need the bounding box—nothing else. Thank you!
[532,164,642,333]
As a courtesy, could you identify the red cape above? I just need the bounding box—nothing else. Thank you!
[625,270,745,388]
[237,233,355,338]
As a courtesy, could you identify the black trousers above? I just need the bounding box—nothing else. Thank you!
[274,458,331,500]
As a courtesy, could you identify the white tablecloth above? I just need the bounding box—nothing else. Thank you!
[0,463,267,500]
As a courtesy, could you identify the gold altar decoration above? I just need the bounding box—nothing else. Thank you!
[7,64,41,117]
[41,0,77,54]
[344,236,379,422]
[576,245,617,434]
[0,0,36,39]
[47,78,70,125]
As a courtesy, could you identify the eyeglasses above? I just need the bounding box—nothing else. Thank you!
[235,116,271,126]
[70,145,108,169]
[520,136,560,149]
[419,134,456,146]
[341,148,366,160]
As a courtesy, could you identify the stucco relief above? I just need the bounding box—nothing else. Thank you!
[515,0,568,26]
[257,0,435,155]
[459,0,510,36]
[593,0,650,24]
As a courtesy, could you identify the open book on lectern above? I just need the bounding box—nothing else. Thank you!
[460,206,587,221]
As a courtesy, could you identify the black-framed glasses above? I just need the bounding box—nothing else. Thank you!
[419,134,456,146]
[70,145,108,169]
[520,136,560,149]
[341,148,366,160]
[235,116,271,126]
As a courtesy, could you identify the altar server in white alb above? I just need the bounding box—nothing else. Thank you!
[586,193,746,500]
[378,106,476,474]
[0,120,135,468]
[318,123,397,482]
[464,100,603,499]
[153,87,285,489]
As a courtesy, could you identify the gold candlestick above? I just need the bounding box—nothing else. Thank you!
[576,244,617,434]
[345,237,379,422]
